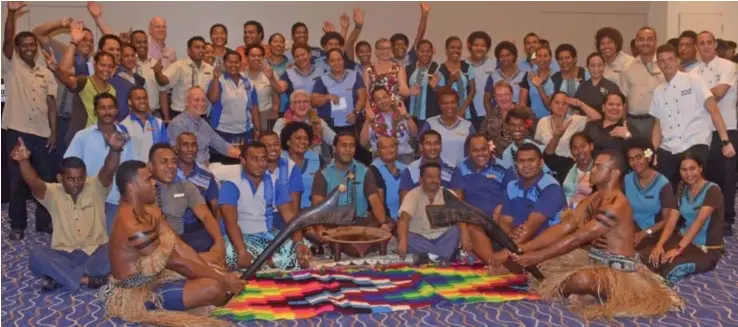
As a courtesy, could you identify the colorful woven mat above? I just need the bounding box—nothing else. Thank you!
[214,263,540,321]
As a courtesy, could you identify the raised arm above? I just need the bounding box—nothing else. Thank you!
[31,16,73,48]
[3,2,26,60]
[10,138,47,199]
[344,8,364,60]
[48,21,88,90]
[206,69,222,104]
[86,1,113,35]
[412,3,430,51]
[98,131,126,187]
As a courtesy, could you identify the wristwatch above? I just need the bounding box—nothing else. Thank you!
[646,228,653,236]
[722,139,731,146]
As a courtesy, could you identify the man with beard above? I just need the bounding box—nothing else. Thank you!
[120,87,168,161]
[509,150,683,319]
[65,93,135,233]
[2,1,60,240]
[12,131,122,292]
[102,160,241,327]
[147,143,225,257]
[259,131,304,230]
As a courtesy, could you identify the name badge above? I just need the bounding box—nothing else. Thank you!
[645,195,654,199]
[345,87,353,91]
[173,193,185,198]
[456,132,466,136]
[204,72,212,75]
[680,88,692,96]
[486,174,496,179]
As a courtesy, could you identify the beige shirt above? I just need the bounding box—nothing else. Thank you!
[399,186,452,240]
[159,57,214,112]
[620,55,665,115]
[689,56,738,130]
[604,51,634,90]
[36,177,111,255]
[534,115,587,158]
[1,53,58,137]
[136,56,161,110]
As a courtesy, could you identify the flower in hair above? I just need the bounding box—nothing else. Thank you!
[644,148,653,159]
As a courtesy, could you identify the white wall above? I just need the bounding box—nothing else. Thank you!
[3,1,653,64]
[664,1,738,41]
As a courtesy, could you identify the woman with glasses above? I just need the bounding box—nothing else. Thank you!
[363,38,416,108]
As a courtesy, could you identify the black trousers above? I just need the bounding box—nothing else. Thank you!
[5,129,53,231]
[639,233,721,283]
[705,130,738,226]
[656,144,710,189]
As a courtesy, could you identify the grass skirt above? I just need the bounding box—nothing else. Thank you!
[530,249,684,320]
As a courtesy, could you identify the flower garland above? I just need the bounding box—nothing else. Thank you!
[285,108,323,145]
[371,104,407,139]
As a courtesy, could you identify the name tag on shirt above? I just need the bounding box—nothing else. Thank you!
[486,174,497,179]
[204,72,212,76]
[174,193,185,198]
[332,97,348,110]
[681,88,692,96]
[645,195,655,199]
[345,87,353,92]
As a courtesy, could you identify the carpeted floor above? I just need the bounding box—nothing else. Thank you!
[2,202,738,327]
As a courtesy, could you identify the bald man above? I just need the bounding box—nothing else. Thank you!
[148,16,176,69]
[166,87,239,166]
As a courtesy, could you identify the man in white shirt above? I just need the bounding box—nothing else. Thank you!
[650,44,736,187]
[621,26,665,140]
[119,87,168,161]
[690,31,738,235]
[130,30,162,113]
[154,36,214,122]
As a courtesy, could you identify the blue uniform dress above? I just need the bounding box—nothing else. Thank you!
[501,172,565,235]
[406,61,445,123]
[311,69,365,124]
[449,157,507,217]
[219,170,299,270]
[438,62,476,121]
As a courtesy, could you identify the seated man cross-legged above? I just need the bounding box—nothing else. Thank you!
[12,133,124,292]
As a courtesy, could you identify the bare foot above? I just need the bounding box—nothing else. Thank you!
[487,264,511,276]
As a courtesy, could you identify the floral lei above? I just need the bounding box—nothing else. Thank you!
[371,104,406,138]
[285,108,323,145]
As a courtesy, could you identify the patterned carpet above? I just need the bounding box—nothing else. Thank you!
[2,202,738,327]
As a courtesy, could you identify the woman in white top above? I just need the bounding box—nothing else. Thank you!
[273,90,335,159]
[562,132,594,208]
[534,91,599,183]
[244,44,280,132]
[360,87,418,164]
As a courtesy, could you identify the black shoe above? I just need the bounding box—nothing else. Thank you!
[36,226,53,234]
[9,229,24,241]
[86,275,109,289]
[414,253,431,265]
[40,277,61,292]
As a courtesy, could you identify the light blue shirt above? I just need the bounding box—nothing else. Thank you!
[467,57,497,117]
[64,123,135,204]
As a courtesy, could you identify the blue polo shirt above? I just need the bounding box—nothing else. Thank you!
[467,57,497,118]
[520,73,555,119]
[518,57,559,73]
[219,170,291,234]
[399,157,455,191]
[311,69,365,125]
[395,49,418,67]
[438,62,476,120]
[207,73,258,134]
[313,51,357,72]
[281,65,326,102]
[485,68,526,105]
[282,151,322,209]
[419,116,476,165]
[449,157,507,217]
[268,56,291,113]
[370,159,407,219]
[265,156,305,200]
[502,172,565,233]
[64,123,136,204]
[109,66,146,121]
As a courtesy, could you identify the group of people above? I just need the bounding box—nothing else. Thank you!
[2,1,737,325]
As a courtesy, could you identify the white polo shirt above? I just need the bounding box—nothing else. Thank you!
[120,113,167,161]
[159,57,214,112]
[649,71,714,154]
[689,56,738,130]
[136,57,160,110]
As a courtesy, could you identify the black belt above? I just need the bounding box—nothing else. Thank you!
[628,113,652,119]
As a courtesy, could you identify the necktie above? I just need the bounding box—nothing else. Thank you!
[191,65,197,87]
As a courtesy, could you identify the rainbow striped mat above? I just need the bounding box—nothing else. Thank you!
[214,263,540,321]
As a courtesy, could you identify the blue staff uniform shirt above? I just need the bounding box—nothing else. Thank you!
[281,66,326,104]
[64,123,136,204]
[219,170,291,234]
[314,51,357,72]
[438,62,476,120]
[678,182,723,247]
[395,49,418,67]
[370,159,407,219]
[623,171,677,231]
[486,68,526,105]
[108,66,145,122]
[518,57,559,73]
[311,69,364,125]
[399,157,455,191]
[552,67,590,97]
[502,172,565,233]
[282,151,322,209]
[467,57,497,119]
[449,157,507,217]
[268,56,291,114]
[520,73,555,119]
[419,116,475,165]
[497,139,553,174]
[207,73,258,135]
[406,61,445,120]
[265,156,305,207]
[119,113,169,161]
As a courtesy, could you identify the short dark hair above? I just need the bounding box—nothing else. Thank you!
[291,43,312,57]
[656,44,678,57]
[355,40,371,53]
[148,142,175,161]
[258,130,279,142]
[280,121,314,151]
[268,32,285,44]
[128,86,147,100]
[210,23,228,37]
[121,43,136,53]
[464,133,489,153]
[224,50,242,62]
[244,20,264,41]
[727,40,737,49]
[467,31,492,49]
[679,30,697,41]
[14,31,37,47]
[436,87,459,102]
[240,141,267,159]
[605,91,627,105]
[417,39,433,50]
[419,160,442,177]
[516,143,542,159]
[59,156,86,173]
[597,149,626,175]
[445,36,462,49]
[320,32,345,48]
[94,51,115,63]
[130,30,147,41]
[325,48,344,61]
[116,160,147,196]
[569,131,593,148]
[667,38,680,49]
[622,137,656,168]
[586,52,605,66]
[523,32,539,44]
[176,131,197,143]
[494,41,518,62]
[98,34,122,51]
[93,92,117,109]
[187,36,206,49]
[291,22,308,36]
[419,129,442,144]
[390,33,410,46]
[245,44,265,56]
[595,27,624,53]
[555,43,577,59]
[505,107,533,124]
[332,132,355,147]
